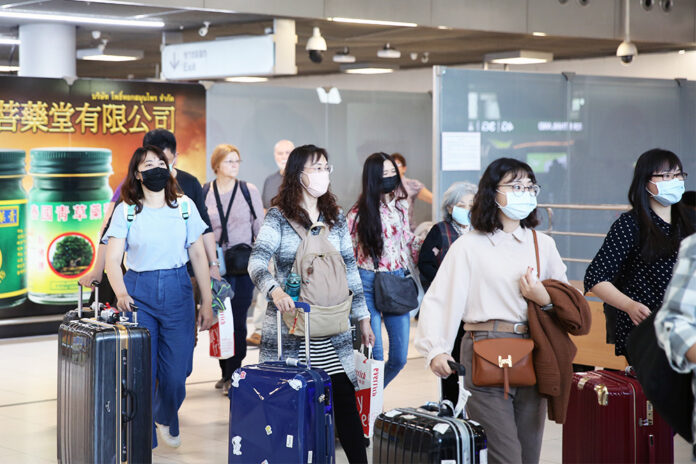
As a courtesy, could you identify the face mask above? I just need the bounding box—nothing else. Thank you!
[140,167,169,192]
[300,171,330,197]
[496,191,537,221]
[648,179,685,206]
[451,206,470,227]
[381,175,399,194]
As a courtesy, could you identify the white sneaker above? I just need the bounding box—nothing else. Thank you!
[156,423,181,448]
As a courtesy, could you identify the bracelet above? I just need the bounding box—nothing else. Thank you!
[540,303,554,311]
[209,261,220,267]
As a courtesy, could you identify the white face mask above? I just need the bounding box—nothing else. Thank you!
[496,191,537,221]
[648,178,685,206]
[300,171,330,198]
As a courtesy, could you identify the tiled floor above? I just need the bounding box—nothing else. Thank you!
[0,322,692,463]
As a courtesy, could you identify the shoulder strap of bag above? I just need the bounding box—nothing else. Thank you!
[178,195,190,221]
[213,180,238,246]
[239,181,257,220]
[202,181,210,199]
[239,180,257,242]
[287,217,308,239]
[436,221,456,265]
[125,203,136,231]
[532,229,540,279]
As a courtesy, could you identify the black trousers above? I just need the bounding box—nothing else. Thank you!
[218,274,254,380]
[331,373,368,464]
[441,321,466,404]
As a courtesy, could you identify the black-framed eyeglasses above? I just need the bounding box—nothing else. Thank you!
[651,172,687,181]
[498,183,541,197]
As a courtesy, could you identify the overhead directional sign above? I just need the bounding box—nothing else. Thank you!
[161,35,276,80]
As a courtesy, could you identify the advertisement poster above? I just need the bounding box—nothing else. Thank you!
[0,76,206,321]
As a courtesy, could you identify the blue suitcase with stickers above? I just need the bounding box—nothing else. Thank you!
[228,302,335,464]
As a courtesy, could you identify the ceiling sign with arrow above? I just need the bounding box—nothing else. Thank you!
[161,35,276,80]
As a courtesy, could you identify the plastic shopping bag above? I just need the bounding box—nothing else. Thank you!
[354,345,384,438]
[209,278,235,359]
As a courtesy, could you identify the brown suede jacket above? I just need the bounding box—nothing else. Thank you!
[528,279,591,424]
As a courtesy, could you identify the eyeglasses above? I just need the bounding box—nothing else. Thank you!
[222,159,241,166]
[304,165,334,174]
[498,183,541,197]
[651,172,687,181]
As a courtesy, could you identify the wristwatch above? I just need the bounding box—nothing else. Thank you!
[209,261,220,267]
[540,303,554,311]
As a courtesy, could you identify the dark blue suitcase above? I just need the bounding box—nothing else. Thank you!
[57,285,152,463]
[228,302,335,463]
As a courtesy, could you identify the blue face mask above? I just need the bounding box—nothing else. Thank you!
[649,179,685,206]
[451,206,470,227]
[497,191,537,221]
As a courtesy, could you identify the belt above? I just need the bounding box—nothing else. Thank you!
[463,320,529,334]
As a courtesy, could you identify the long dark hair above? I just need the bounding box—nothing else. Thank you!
[470,157,540,233]
[353,152,407,259]
[120,145,179,213]
[272,144,340,228]
[628,148,694,261]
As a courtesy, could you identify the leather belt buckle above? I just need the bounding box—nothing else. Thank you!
[513,323,528,334]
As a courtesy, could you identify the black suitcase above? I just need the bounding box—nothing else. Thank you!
[57,285,152,463]
[373,362,487,464]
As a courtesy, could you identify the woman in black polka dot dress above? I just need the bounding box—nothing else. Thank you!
[584,148,694,356]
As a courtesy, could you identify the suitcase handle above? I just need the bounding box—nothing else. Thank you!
[276,302,311,368]
[76,280,101,318]
[123,387,137,423]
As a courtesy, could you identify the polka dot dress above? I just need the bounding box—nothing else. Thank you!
[584,210,681,356]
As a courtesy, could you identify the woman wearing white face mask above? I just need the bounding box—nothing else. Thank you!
[414,158,569,464]
[585,148,694,357]
[417,181,477,404]
[248,144,375,464]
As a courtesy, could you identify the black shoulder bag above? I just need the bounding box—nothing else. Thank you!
[372,255,419,315]
[213,180,255,276]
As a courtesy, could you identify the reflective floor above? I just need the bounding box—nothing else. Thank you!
[0,322,691,463]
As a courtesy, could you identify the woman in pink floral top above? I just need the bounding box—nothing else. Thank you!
[347,152,421,386]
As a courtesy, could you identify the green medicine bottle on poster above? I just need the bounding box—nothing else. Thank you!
[27,148,112,305]
[0,150,28,309]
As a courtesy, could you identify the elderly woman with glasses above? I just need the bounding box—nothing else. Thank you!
[417,181,477,404]
[415,158,569,464]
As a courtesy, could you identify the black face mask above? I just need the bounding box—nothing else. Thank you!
[381,175,399,194]
[140,167,169,192]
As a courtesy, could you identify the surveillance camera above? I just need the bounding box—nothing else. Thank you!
[308,50,323,63]
[198,21,210,37]
[616,40,637,65]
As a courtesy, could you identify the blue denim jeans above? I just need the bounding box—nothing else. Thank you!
[358,268,410,387]
[124,266,195,448]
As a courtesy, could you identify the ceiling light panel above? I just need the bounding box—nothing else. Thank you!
[77,48,144,61]
[0,37,19,45]
[484,50,553,64]
[340,63,398,74]
[224,76,268,83]
[0,10,164,28]
[327,17,417,27]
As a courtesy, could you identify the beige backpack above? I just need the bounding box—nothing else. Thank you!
[284,220,353,338]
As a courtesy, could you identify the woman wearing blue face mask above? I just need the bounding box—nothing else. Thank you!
[418,181,477,404]
[415,158,569,463]
[585,148,694,357]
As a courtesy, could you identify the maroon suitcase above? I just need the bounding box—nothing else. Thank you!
[563,369,674,463]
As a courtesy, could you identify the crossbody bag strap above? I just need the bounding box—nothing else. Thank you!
[239,180,257,242]
[532,229,540,279]
[213,180,238,246]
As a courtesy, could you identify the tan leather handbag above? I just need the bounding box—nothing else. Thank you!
[471,337,536,398]
[470,230,541,398]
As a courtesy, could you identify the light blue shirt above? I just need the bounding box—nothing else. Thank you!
[105,198,207,272]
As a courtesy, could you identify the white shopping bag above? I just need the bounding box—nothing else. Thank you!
[354,345,384,438]
[209,292,235,359]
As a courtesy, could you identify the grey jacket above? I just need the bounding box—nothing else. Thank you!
[248,207,370,387]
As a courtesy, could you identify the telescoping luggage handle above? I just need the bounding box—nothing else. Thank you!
[426,360,471,419]
[77,281,139,325]
[276,302,311,368]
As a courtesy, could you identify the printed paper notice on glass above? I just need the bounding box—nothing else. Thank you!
[442,132,481,171]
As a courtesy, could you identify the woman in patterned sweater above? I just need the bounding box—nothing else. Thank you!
[248,144,375,464]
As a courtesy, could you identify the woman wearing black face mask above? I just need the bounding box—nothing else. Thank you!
[347,152,421,387]
[104,145,215,450]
